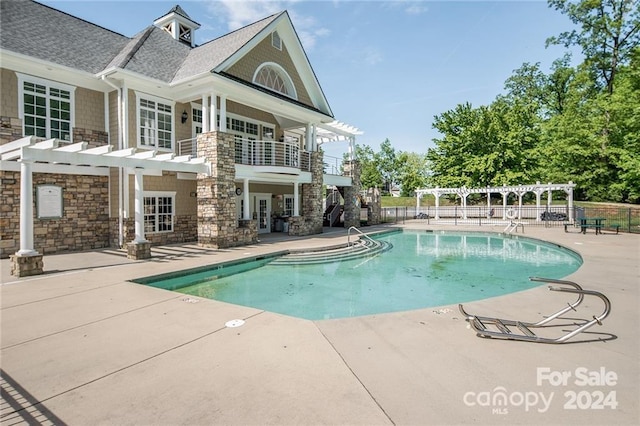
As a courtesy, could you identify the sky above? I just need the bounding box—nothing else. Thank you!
[40,0,578,159]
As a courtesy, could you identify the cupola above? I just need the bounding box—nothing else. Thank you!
[153,5,200,47]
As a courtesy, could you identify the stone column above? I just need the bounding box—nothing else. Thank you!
[366,187,381,225]
[11,158,44,276]
[127,168,151,260]
[196,132,256,247]
[290,151,323,236]
[342,160,361,228]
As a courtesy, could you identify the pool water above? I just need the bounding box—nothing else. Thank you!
[136,231,582,320]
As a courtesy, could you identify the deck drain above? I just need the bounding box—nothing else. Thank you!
[225,319,245,328]
[182,297,199,303]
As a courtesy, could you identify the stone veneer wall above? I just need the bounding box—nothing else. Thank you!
[109,216,198,249]
[196,131,257,248]
[288,151,323,236]
[365,187,382,225]
[0,116,23,145]
[342,160,362,228]
[0,171,110,258]
[72,128,109,149]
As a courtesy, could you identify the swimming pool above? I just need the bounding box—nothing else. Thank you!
[135,231,582,320]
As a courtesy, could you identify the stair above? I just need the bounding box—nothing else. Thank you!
[270,238,392,265]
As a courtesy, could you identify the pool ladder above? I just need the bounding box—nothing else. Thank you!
[459,277,611,344]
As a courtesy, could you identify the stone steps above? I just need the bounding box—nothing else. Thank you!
[270,238,392,265]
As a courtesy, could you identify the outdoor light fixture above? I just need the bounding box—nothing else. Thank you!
[181,110,188,124]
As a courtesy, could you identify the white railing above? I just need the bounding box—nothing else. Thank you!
[176,137,312,171]
[324,155,343,176]
[177,137,197,157]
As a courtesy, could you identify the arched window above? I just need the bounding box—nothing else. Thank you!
[253,63,297,99]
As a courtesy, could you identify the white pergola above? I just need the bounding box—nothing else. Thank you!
[415,182,576,221]
[1,136,211,257]
[316,120,363,161]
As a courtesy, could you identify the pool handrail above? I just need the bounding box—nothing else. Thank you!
[459,277,612,344]
[347,226,377,248]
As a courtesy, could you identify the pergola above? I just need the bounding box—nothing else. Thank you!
[1,136,211,257]
[415,182,576,221]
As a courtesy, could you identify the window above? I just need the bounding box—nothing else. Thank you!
[284,195,294,217]
[143,192,175,233]
[253,63,297,99]
[18,74,75,141]
[271,31,282,50]
[136,93,174,150]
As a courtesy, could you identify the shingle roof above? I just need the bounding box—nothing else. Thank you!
[172,12,281,82]
[0,0,129,74]
[1,1,279,84]
[105,26,192,82]
[156,5,200,26]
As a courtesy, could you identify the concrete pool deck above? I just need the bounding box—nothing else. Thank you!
[1,223,638,425]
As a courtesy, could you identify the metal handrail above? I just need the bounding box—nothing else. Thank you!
[459,277,612,344]
[347,226,377,248]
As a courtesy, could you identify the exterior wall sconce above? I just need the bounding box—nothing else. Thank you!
[181,110,188,124]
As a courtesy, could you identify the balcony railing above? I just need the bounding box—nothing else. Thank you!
[177,137,312,172]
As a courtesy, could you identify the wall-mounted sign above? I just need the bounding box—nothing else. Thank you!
[37,185,63,219]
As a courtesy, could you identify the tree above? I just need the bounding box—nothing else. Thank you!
[347,144,383,189]
[547,0,640,94]
[374,139,399,193]
[397,152,429,196]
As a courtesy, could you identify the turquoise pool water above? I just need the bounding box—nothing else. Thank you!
[135,231,582,320]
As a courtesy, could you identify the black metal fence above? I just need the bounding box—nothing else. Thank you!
[381,205,640,234]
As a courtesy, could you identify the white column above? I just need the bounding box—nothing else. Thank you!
[243,179,250,220]
[535,183,543,222]
[18,159,38,255]
[501,191,508,220]
[462,194,468,219]
[518,193,524,219]
[201,94,209,132]
[305,123,313,151]
[349,137,355,161]
[293,183,300,216]
[133,169,147,243]
[219,95,227,132]
[567,182,574,222]
[487,190,492,218]
[210,91,217,131]
[312,125,318,151]
[434,189,440,220]
[547,182,553,206]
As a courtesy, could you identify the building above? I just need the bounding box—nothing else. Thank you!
[0,0,363,276]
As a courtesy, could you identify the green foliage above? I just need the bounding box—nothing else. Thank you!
[349,139,422,194]
[426,1,640,203]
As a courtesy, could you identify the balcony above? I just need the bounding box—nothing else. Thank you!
[177,137,344,174]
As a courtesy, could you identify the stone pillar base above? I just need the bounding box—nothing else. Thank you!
[10,252,44,277]
[127,241,151,260]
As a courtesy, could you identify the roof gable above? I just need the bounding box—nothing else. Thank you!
[210,12,333,117]
[172,12,279,82]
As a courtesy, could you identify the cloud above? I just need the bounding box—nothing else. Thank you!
[206,0,330,50]
[381,0,429,16]
[363,47,383,65]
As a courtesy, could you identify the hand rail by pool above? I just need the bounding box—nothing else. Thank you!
[347,226,377,249]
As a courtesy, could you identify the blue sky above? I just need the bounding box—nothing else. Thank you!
[41,0,577,158]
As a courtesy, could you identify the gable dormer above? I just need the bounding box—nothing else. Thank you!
[153,5,200,47]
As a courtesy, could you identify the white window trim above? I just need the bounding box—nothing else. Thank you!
[17,73,76,141]
[252,62,298,100]
[143,191,176,234]
[271,31,282,50]
[135,91,175,152]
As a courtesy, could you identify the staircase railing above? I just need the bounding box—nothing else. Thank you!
[347,226,377,248]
